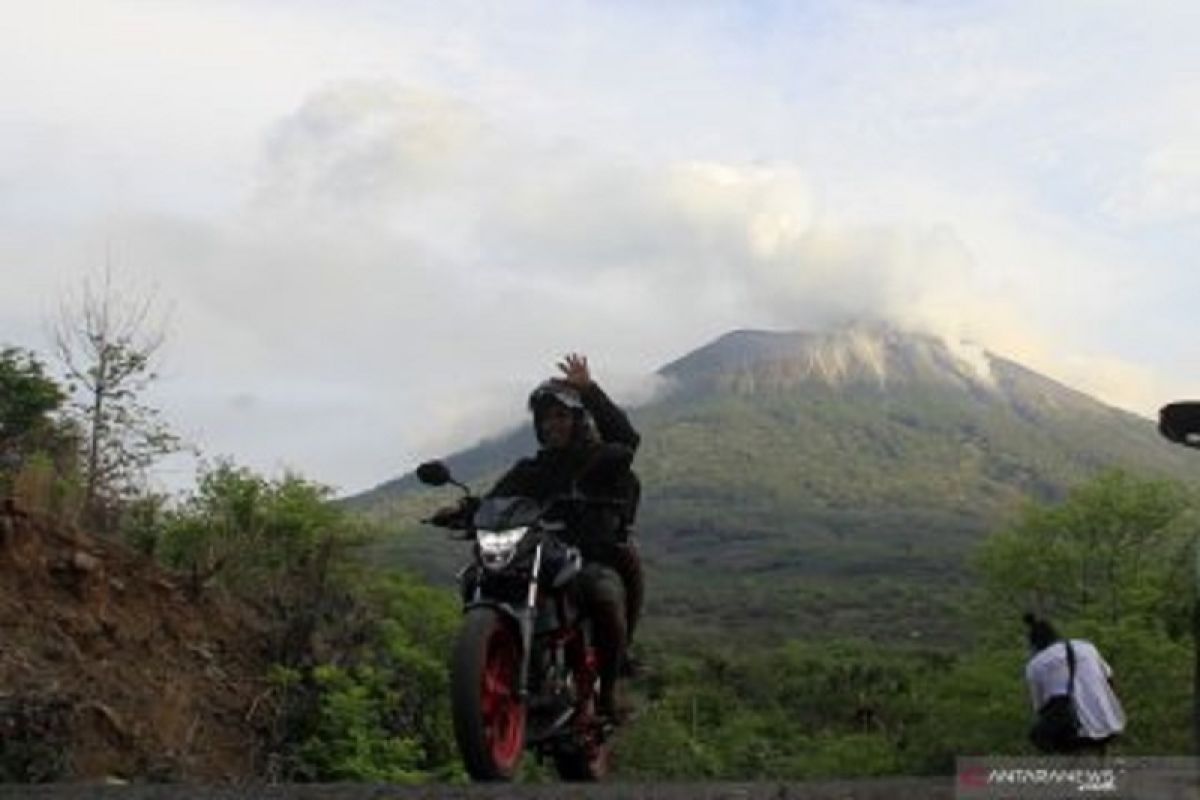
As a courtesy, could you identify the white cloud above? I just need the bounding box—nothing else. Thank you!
[5,2,1200,490]
[1105,144,1200,227]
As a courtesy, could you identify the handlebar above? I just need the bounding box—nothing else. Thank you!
[422,491,630,535]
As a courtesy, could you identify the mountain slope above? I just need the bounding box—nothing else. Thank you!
[352,325,1192,642]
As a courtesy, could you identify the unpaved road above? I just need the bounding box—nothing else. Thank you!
[1,779,955,799]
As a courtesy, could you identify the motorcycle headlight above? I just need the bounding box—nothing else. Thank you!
[476,526,529,570]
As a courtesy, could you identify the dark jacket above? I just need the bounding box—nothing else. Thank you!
[487,383,640,559]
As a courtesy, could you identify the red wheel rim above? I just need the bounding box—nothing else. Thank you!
[481,624,525,771]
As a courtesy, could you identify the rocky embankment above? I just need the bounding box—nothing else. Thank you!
[0,502,270,782]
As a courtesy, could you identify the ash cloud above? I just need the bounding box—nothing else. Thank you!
[23,79,1161,491]
[135,83,1056,483]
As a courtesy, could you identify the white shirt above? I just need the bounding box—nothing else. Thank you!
[1025,639,1126,739]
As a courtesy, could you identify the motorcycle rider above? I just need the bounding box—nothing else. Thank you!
[486,353,642,721]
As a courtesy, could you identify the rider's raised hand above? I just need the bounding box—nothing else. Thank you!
[557,353,593,388]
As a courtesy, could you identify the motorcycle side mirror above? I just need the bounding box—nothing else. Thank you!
[1159,402,1200,449]
[416,460,453,486]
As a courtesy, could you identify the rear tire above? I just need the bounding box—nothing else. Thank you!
[451,608,526,781]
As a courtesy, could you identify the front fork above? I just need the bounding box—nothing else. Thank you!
[457,543,544,701]
[516,542,544,700]
[517,543,597,720]
[469,542,597,719]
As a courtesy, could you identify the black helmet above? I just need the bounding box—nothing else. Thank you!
[528,379,594,446]
[528,379,585,414]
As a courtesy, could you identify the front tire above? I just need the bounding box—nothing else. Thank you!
[451,608,527,781]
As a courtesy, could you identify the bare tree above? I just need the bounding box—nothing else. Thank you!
[52,264,180,530]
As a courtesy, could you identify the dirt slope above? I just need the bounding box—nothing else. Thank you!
[0,503,270,782]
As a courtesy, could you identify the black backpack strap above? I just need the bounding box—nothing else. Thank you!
[1064,640,1077,699]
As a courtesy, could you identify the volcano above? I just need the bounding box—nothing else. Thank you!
[350,324,1191,642]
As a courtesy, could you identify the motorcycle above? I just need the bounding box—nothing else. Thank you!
[416,459,618,782]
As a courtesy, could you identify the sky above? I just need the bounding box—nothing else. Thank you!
[4,0,1200,495]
